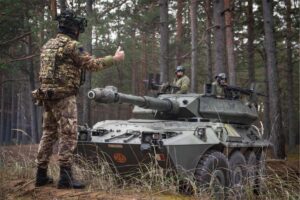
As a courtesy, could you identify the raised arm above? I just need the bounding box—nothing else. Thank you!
[66,41,124,71]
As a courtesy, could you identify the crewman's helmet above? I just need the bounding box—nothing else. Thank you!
[56,9,87,34]
[175,66,185,73]
[215,73,227,81]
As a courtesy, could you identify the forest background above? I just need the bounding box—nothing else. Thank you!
[0,0,299,159]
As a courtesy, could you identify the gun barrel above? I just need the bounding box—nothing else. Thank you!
[224,85,266,97]
[88,86,179,113]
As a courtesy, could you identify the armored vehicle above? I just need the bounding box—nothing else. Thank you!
[76,84,269,196]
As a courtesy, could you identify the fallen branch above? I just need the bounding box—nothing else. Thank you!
[13,179,34,193]
[0,32,31,46]
[8,54,39,63]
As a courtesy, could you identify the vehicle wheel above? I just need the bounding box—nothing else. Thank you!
[254,151,266,194]
[245,151,257,191]
[195,151,230,199]
[229,151,247,198]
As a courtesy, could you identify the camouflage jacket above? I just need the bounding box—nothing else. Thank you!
[173,75,190,94]
[212,81,225,98]
[38,33,115,99]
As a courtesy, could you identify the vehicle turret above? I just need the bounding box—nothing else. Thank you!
[88,85,258,125]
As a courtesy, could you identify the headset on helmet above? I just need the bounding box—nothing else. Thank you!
[56,9,87,33]
[175,66,185,73]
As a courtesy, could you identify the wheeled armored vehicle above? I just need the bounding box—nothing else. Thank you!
[76,84,269,196]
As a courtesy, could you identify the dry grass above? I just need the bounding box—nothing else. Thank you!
[0,144,299,200]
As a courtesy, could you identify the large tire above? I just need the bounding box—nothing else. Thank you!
[254,151,266,194]
[245,151,257,191]
[195,151,230,199]
[229,151,247,199]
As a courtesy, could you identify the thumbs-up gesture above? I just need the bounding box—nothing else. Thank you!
[113,46,125,62]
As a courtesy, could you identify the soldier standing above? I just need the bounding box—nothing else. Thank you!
[33,10,124,189]
[172,66,190,94]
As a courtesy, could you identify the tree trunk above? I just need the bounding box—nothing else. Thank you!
[82,0,93,126]
[20,90,26,144]
[175,0,184,67]
[4,82,12,144]
[205,0,213,83]
[115,18,123,118]
[130,29,137,94]
[4,111,10,145]
[213,0,226,75]
[24,87,30,144]
[9,82,16,144]
[141,33,148,95]
[260,51,271,139]
[262,0,285,159]
[190,0,198,92]
[59,0,67,12]
[247,0,255,84]
[224,0,236,85]
[50,0,57,19]
[285,0,296,150]
[159,0,169,83]
[27,34,39,143]
[16,92,21,144]
[0,78,4,145]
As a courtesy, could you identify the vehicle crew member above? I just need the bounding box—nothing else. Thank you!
[212,73,228,98]
[172,66,190,94]
[32,9,124,189]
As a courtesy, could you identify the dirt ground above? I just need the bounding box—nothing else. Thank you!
[1,177,195,200]
[0,144,299,200]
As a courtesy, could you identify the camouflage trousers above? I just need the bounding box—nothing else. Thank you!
[36,95,77,169]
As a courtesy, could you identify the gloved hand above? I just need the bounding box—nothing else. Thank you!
[160,82,170,93]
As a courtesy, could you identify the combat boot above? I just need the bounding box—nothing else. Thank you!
[57,166,85,189]
[35,167,54,187]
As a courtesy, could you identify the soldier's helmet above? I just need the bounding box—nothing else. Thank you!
[175,66,185,73]
[56,9,87,33]
[215,73,227,81]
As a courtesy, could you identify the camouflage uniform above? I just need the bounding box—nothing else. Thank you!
[212,81,225,98]
[37,95,77,168]
[36,33,115,169]
[173,75,190,94]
